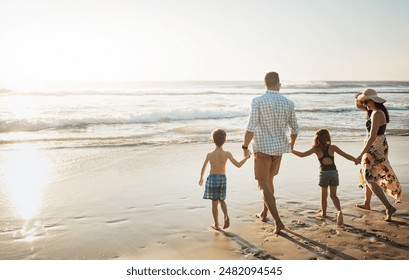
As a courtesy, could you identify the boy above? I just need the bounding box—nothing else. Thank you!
[199,129,250,230]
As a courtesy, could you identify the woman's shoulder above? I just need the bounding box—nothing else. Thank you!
[372,110,386,121]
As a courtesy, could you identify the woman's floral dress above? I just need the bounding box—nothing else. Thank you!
[359,120,402,202]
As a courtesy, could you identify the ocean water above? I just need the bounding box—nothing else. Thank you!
[1,80,408,149]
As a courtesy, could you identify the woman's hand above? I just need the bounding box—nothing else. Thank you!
[355,155,362,165]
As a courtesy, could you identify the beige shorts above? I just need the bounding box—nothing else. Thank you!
[254,152,282,182]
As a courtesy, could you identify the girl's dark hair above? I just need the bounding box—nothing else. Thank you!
[313,129,331,150]
[366,103,390,123]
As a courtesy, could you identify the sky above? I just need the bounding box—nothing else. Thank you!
[0,0,408,83]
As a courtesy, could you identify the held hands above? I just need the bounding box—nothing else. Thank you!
[243,148,251,158]
[355,155,362,165]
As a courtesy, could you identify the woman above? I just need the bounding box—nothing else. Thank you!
[355,89,402,221]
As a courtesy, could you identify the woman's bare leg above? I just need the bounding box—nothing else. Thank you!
[355,185,372,210]
[366,181,396,221]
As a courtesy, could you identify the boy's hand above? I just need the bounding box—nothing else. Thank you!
[199,179,203,186]
[243,149,251,158]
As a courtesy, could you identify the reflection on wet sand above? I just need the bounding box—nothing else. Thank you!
[3,145,53,220]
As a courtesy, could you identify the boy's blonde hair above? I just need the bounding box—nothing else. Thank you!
[212,129,226,147]
[313,129,331,150]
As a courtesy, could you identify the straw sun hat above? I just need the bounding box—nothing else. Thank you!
[357,88,386,103]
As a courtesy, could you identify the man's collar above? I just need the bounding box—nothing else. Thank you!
[265,90,279,94]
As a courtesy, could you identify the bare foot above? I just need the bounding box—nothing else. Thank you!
[273,224,285,234]
[211,224,220,231]
[256,213,268,222]
[316,209,327,219]
[223,216,230,229]
[385,206,396,221]
[355,204,371,210]
[336,211,344,227]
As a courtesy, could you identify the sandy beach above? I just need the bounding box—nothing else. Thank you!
[0,136,408,260]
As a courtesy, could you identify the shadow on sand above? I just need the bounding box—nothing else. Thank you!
[219,230,279,260]
[342,224,409,251]
[280,229,357,260]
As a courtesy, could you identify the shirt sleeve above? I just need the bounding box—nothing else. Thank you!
[288,102,299,134]
[246,98,258,132]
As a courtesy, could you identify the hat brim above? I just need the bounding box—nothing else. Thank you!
[357,94,386,103]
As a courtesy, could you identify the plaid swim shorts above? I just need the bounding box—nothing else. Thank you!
[203,174,227,201]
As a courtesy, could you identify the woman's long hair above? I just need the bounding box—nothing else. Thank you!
[366,103,390,123]
[313,129,331,151]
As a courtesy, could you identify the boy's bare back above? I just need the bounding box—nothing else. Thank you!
[208,148,230,175]
[207,147,249,175]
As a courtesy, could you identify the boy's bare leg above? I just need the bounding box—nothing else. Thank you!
[219,200,230,229]
[321,187,328,218]
[211,200,220,230]
[259,180,285,234]
[355,186,372,210]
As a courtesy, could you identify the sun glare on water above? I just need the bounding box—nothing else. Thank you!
[3,145,53,220]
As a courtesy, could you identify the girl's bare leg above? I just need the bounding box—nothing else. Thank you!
[330,186,343,226]
[329,186,341,211]
[321,187,328,218]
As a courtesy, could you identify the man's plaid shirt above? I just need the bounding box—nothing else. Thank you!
[246,90,298,156]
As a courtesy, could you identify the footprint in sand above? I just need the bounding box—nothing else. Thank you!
[186,206,206,211]
[105,219,128,224]
[154,203,168,207]
[73,216,87,220]
[43,223,62,229]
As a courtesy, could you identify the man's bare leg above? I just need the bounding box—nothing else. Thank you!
[259,180,285,234]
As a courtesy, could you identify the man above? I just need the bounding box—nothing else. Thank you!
[242,71,298,234]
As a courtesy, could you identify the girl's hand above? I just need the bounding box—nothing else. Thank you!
[199,179,203,186]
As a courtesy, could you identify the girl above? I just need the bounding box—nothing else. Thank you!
[292,129,357,227]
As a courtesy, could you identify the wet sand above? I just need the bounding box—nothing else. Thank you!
[0,136,408,260]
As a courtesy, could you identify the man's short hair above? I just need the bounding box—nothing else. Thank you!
[212,129,226,147]
[265,72,280,88]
